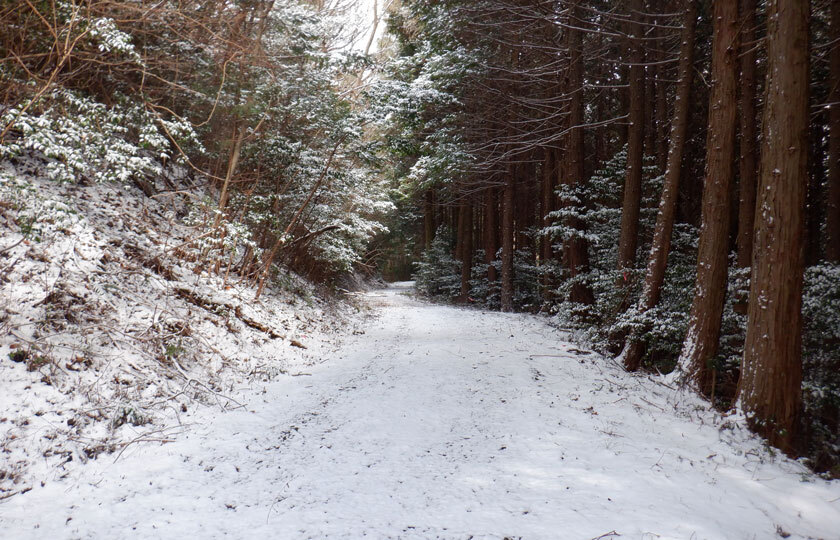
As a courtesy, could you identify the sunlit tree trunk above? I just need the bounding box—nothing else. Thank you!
[737,0,809,455]
[679,0,739,393]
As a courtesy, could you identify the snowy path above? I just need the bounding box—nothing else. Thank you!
[2,283,839,539]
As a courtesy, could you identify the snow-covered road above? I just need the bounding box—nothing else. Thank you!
[2,283,839,539]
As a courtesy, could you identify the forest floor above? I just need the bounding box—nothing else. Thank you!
[2,282,839,539]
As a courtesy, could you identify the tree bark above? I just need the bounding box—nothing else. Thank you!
[616,0,646,281]
[423,189,435,250]
[806,120,826,266]
[459,202,473,301]
[501,167,515,312]
[485,187,499,283]
[737,0,809,455]
[679,0,739,393]
[622,0,697,371]
[655,61,669,174]
[564,0,594,305]
[541,147,555,265]
[736,0,758,269]
[827,0,840,262]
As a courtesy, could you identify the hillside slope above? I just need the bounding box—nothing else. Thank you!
[0,159,364,498]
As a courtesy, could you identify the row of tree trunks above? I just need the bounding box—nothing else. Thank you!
[622,0,697,371]
[406,0,825,462]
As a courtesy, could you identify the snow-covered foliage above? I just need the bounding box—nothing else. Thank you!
[413,226,461,300]
[1,0,392,282]
[801,264,840,472]
[0,91,197,184]
[543,148,680,359]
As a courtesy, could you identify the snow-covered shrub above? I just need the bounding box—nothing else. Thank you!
[712,263,750,401]
[468,249,500,309]
[614,223,698,370]
[88,17,142,61]
[466,247,541,311]
[414,226,461,301]
[0,90,198,184]
[801,263,840,473]
[0,171,81,241]
[541,144,701,369]
[512,247,543,312]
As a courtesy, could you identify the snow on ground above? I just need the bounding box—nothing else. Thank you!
[2,282,838,539]
[0,161,358,500]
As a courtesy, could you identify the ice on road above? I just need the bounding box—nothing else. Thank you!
[2,283,839,539]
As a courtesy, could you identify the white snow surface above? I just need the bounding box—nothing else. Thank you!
[2,283,840,539]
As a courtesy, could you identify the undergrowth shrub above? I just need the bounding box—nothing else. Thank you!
[414,225,460,300]
[1,90,198,184]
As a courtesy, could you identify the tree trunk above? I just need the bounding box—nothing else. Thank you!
[737,0,809,455]
[423,189,435,250]
[485,187,499,283]
[501,168,515,312]
[736,0,758,270]
[564,0,594,305]
[456,199,467,261]
[827,0,840,262]
[541,147,555,265]
[622,0,697,371]
[616,0,646,284]
[655,62,669,174]
[679,0,739,394]
[806,120,826,266]
[459,202,473,301]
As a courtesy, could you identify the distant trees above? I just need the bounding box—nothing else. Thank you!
[379,0,840,470]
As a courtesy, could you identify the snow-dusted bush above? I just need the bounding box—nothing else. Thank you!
[414,226,461,301]
[468,249,500,310]
[0,170,81,241]
[1,90,198,184]
[801,263,840,473]
[467,247,541,312]
[545,148,669,355]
